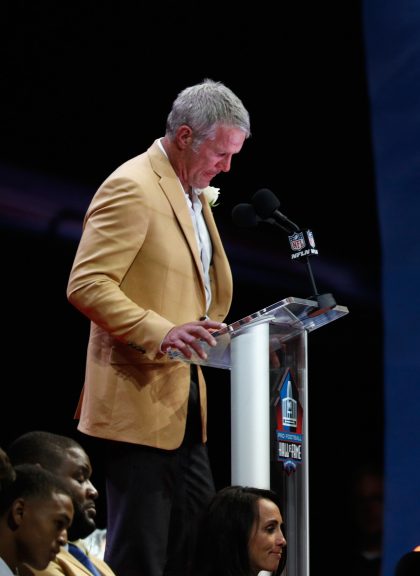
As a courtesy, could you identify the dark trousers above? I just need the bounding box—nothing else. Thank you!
[103,372,215,576]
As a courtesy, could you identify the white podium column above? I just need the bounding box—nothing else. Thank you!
[230,319,271,488]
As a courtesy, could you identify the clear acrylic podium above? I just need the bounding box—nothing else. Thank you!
[169,296,348,576]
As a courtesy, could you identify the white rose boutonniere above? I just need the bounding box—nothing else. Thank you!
[199,186,220,208]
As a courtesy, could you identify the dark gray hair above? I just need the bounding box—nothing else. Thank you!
[166,78,251,150]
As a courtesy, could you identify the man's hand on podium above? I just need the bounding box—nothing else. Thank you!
[161,319,226,360]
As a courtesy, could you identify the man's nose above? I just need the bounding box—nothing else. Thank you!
[87,479,99,499]
[58,529,68,546]
[219,156,232,172]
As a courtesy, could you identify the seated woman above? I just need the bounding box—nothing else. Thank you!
[0,447,74,576]
[193,485,287,576]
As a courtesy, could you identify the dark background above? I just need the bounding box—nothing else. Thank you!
[1,1,382,572]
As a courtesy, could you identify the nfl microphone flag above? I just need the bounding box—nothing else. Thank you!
[288,229,318,261]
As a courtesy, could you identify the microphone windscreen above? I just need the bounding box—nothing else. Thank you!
[232,203,258,228]
[252,188,280,219]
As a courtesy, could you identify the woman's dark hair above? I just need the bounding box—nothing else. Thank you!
[194,485,286,576]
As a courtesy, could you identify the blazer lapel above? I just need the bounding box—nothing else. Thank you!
[60,547,96,576]
[201,197,233,318]
[148,141,206,299]
[201,197,222,261]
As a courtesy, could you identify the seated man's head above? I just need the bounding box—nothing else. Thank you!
[8,431,98,541]
[0,448,73,571]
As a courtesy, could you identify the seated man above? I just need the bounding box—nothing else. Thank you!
[8,431,115,576]
[0,446,73,576]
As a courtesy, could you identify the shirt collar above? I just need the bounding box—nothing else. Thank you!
[0,557,16,576]
[157,139,202,199]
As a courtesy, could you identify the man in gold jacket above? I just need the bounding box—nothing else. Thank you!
[66,79,251,576]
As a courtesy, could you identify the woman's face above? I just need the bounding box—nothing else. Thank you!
[248,498,286,575]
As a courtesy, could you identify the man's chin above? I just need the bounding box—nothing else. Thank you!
[68,519,97,541]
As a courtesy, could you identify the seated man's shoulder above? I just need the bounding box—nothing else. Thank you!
[21,548,116,576]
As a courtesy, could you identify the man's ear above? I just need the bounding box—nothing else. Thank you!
[8,497,25,530]
[175,125,193,149]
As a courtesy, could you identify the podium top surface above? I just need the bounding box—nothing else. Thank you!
[168,296,349,369]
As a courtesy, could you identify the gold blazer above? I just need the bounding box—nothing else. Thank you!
[67,140,233,449]
[21,546,116,576]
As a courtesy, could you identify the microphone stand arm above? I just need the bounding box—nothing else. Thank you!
[303,252,336,310]
[272,219,337,310]
[305,256,319,298]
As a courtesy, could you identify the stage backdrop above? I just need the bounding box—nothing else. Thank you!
[363,1,420,573]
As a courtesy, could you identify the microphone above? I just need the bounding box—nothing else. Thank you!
[252,188,300,232]
[231,203,258,228]
[231,202,292,234]
[232,189,336,311]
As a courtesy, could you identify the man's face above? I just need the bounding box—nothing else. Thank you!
[185,124,247,190]
[56,447,98,540]
[17,492,74,570]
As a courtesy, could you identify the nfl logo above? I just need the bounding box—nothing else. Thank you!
[289,232,306,251]
[307,229,316,248]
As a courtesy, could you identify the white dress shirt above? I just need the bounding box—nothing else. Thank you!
[185,189,212,311]
[0,557,15,576]
[157,139,212,311]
